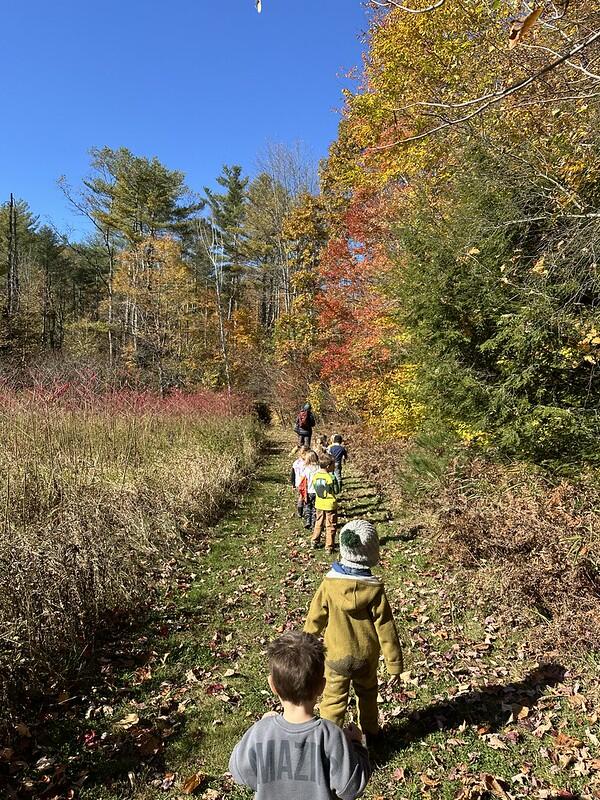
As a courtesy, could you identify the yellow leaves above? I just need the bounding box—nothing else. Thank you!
[307,383,325,415]
[115,237,192,305]
[530,256,548,276]
[577,326,600,366]
[333,367,424,440]
[453,422,488,445]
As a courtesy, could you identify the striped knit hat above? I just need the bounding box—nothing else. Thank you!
[339,519,380,569]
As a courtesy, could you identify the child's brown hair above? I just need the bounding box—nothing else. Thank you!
[319,455,334,471]
[268,631,325,704]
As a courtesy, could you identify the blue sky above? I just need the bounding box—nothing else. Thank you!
[0,0,368,237]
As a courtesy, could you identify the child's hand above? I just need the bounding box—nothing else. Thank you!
[387,674,402,688]
[343,722,364,744]
[262,710,278,719]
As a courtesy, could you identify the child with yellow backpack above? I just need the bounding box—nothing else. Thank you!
[310,455,339,554]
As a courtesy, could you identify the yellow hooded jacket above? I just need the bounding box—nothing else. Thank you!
[304,570,403,676]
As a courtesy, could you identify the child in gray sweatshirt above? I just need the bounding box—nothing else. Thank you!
[229,631,371,800]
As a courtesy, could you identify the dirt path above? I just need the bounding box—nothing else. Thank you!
[6,430,598,800]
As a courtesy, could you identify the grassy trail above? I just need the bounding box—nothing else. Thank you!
[11,429,598,800]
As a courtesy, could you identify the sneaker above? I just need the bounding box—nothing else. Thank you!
[325,547,334,555]
[311,540,319,549]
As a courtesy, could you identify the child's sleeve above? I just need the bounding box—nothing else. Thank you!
[371,588,404,675]
[330,734,371,800]
[304,582,329,635]
[228,727,258,790]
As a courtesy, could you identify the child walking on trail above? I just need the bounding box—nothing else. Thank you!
[290,446,309,519]
[304,519,404,741]
[328,433,349,492]
[302,450,319,531]
[229,631,371,800]
[311,456,340,554]
[317,434,330,457]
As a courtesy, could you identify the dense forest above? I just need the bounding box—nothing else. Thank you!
[2,0,599,464]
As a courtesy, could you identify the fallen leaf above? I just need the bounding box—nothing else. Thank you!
[586,728,600,747]
[115,713,140,729]
[481,773,510,799]
[555,732,583,748]
[181,771,207,794]
[485,734,508,750]
[160,771,176,790]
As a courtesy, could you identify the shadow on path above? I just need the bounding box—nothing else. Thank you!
[338,471,393,527]
[373,663,566,765]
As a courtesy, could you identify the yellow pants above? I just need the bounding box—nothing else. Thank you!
[319,661,379,735]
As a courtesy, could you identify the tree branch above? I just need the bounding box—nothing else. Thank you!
[369,28,600,149]
[369,0,445,13]
[521,42,600,81]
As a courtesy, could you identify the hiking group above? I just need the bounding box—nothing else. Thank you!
[229,403,404,800]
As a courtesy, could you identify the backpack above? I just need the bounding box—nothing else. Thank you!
[298,475,308,503]
[297,409,309,429]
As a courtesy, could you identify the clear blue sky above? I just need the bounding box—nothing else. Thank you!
[0,0,368,238]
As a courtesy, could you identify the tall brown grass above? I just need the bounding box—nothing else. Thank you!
[0,393,261,724]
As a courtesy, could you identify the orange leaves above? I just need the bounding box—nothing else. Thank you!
[508,7,543,49]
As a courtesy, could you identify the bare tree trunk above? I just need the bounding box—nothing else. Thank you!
[6,194,19,317]
[105,231,115,366]
[199,222,232,405]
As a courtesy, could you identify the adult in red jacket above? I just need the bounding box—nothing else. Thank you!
[294,402,316,447]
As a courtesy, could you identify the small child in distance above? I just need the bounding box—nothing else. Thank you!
[290,446,309,519]
[229,631,371,800]
[302,450,320,532]
[317,434,330,457]
[327,433,349,492]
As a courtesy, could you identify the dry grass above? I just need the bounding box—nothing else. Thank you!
[344,424,600,662]
[0,395,261,725]
[437,459,600,658]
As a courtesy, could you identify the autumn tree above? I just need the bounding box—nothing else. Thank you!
[314,0,600,457]
[114,237,199,392]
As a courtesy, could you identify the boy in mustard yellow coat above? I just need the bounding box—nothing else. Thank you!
[304,519,403,738]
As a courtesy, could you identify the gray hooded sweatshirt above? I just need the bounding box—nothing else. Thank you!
[229,714,371,800]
